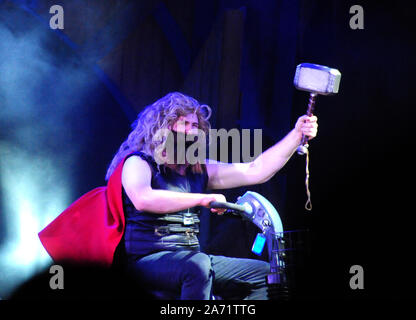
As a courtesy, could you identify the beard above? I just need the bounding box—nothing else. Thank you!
[153,129,206,166]
[172,130,197,164]
[166,130,203,165]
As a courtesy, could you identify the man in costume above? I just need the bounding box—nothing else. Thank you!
[108,92,317,300]
[39,92,317,300]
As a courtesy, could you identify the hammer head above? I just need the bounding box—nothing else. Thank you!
[294,63,341,95]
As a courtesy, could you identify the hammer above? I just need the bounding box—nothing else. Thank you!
[293,63,341,155]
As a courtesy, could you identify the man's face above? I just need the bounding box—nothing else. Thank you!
[164,113,203,165]
[171,113,199,135]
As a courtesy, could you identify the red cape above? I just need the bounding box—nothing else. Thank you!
[38,157,127,267]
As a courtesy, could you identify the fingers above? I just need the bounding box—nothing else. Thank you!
[302,126,318,138]
[200,195,227,215]
[302,122,317,128]
[296,115,317,129]
[201,194,226,207]
[300,115,317,123]
[307,115,317,122]
[298,114,316,121]
[210,208,226,215]
[299,115,318,138]
[302,129,317,138]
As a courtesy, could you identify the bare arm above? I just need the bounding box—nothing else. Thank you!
[206,115,318,190]
[122,156,226,214]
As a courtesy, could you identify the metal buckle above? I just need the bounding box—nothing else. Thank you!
[183,217,194,226]
[154,227,169,236]
[185,229,195,238]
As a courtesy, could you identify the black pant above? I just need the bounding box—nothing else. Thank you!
[127,250,270,300]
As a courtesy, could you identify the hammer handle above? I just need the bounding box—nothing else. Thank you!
[300,93,317,146]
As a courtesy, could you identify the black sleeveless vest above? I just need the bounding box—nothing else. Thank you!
[122,151,208,261]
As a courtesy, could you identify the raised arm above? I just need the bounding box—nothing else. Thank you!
[206,115,318,190]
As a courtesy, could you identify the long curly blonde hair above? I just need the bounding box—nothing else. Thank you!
[105,92,212,180]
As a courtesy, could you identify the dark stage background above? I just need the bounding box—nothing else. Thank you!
[0,0,414,299]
